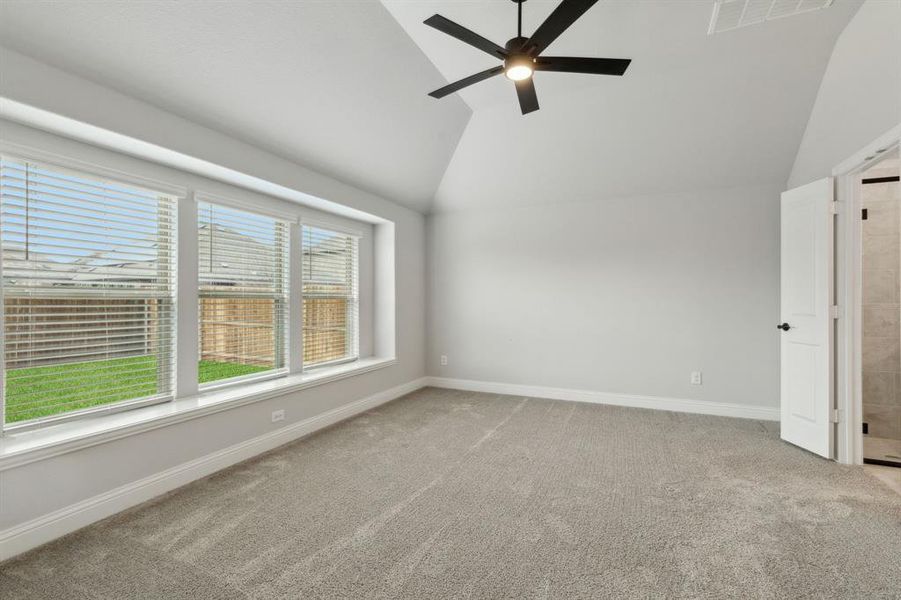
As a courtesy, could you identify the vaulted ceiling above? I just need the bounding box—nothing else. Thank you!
[383,0,862,211]
[0,1,862,214]
[0,0,471,213]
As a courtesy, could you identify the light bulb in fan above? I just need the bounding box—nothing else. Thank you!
[504,56,534,81]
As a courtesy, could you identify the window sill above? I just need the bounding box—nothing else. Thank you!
[0,356,396,471]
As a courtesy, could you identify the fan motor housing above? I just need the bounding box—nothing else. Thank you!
[504,37,535,76]
[505,36,529,53]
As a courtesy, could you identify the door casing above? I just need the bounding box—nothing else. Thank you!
[832,124,901,465]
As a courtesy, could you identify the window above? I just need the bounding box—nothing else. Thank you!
[198,201,288,385]
[0,157,176,426]
[0,139,382,436]
[302,224,359,367]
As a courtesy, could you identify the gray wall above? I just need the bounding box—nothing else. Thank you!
[427,185,782,408]
[0,54,426,531]
[788,0,901,188]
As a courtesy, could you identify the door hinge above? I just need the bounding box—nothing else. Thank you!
[829,202,841,215]
[830,305,841,319]
[830,409,841,424]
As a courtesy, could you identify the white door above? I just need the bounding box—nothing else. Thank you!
[780,178,834,458]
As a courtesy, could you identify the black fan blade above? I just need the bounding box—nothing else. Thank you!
[522,0,599,57]
[424,14,508,60]
[428,65,505,99]
[535,56,631,76]
[514,78,539,115]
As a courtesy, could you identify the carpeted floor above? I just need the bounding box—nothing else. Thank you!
[2,387,900,599]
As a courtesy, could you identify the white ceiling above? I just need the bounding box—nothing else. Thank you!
[0,0,863,215]
[382,0,862,211]
[0,0,471,213]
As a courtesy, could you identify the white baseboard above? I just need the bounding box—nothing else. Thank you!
[426,377,780,422]
[0,377,427,562]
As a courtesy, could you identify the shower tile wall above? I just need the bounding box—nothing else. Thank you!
[862,175,901,441]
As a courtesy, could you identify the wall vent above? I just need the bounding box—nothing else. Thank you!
[708,0,834,34]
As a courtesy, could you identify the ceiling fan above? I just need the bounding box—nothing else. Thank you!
[425,0,631,115]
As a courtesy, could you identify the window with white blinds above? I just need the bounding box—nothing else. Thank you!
[302,225,359,367]
[0,157,176,426]
[198,201,288,385]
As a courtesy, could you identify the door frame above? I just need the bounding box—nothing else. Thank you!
[833,124,901,465]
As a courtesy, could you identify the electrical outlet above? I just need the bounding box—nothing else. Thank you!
[440,355,448,366]
[690,371,702,385]
[271,409,285,423]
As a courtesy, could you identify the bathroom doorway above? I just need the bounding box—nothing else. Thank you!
[861,149,901,467]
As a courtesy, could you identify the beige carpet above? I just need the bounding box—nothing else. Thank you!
[2,387,900,599]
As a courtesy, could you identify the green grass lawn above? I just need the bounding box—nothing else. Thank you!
[5,356,270,423]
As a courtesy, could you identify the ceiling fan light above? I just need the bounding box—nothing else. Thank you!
[505,64,533,81]
[504,55,534,81]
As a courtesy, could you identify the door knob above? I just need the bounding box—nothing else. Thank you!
[777,323,791,331]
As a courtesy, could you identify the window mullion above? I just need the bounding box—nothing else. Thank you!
[288,221,303,374]
[176,191,199,398]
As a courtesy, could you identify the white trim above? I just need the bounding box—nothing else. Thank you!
[835,171,863,465]
[373,222,396,359]
[833,124,901,465]
[0,98,389,225]
[303,356,359,372]
[194,190,299,223]
[301,217,364,239]
[426,377,780,421]
[176,192,200,398]
[0,357,397,471]
[196,368,288,393]
[0,141,187,199]
[831,124,901,177]
[287,221,304,374]
[0,375,427,562]
[3,395,173,435]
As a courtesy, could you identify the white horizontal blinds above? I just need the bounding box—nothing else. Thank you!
[0,157,176,426]
[302,225,359,367]
[198,201,288,385]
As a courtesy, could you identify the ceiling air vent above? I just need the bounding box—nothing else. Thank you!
[708,0,834,34]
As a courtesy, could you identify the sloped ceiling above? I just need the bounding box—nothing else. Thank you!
[0,0,471,213]
[0,1,864,215]
[382,0,862,212]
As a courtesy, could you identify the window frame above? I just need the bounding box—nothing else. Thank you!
[0,142,372,435]
[300,220,362,371]
[195,194,293,391]
[0,148,184,432]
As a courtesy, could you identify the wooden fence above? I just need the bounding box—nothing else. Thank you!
[199,297,277,366]
[3,297,161,369]
[4,296,349,369]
